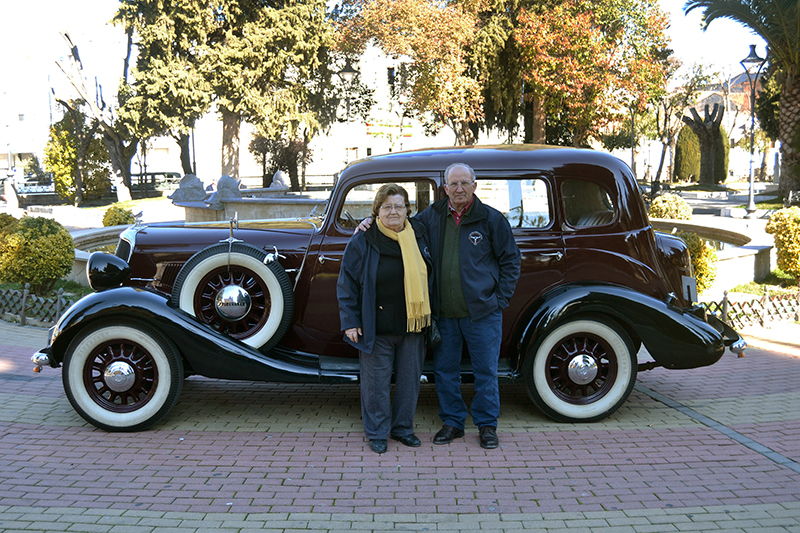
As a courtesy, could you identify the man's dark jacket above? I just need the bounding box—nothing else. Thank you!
[416,196,521,321]
[337,218,433,354]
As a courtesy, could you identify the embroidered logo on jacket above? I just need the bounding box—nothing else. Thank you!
[469,231,483,245]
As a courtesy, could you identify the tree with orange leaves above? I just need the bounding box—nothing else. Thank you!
[335,0,484,145]
[515,0,670,146]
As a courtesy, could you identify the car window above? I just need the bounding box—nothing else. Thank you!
[337,180,434,229]
[561,179,616,228]
[476,178,552,229]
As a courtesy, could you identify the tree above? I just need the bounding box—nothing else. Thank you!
[675,125,701,181]
[336,0,483,145]
[469,0,539,142]
[681,103,725,184]
[249,134,313,189]
[651,63,713,190]
[515,0,671,146]
[202,0,334,178]
[114,0,214,176]
[56,32,136,202]
[43,100,112,205]
[685,0,800,195]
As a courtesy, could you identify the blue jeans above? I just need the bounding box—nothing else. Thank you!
[433,309,502,429]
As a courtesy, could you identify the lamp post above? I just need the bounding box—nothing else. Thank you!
[740,45,766,219]
[337,59,358,122]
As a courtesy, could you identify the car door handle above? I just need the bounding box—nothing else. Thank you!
[539,252,564,261]
[318,255,341,264]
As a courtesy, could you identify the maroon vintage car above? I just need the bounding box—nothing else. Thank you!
[33,145,744,431]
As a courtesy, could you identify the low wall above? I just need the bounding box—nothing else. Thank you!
[178,196,327,223]
[651,218,774,299]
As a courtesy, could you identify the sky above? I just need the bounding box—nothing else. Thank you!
[1,0,769,154]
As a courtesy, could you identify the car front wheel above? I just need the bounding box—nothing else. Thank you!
[63,320,184,431]
[523,317,636,423]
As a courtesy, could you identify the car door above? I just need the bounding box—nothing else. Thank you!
[473,173,566,360]
[296,174,439,359]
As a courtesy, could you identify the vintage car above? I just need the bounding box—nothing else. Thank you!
[32,145,745,431]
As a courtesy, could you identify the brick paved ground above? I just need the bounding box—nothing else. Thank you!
[1,320,799,532]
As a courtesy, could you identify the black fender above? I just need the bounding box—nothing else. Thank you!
[518,283,736,370]
[46,287,356,384]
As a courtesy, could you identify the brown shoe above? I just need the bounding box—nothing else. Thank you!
[433,425,465,444]
[479,426,499,449]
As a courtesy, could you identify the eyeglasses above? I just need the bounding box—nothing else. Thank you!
[379,204,406,212]
[446,181,474,190]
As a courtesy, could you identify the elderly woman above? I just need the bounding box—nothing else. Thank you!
[337,183,433,454]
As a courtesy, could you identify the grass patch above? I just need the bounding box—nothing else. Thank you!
[730,269,798,296]
[0,279,94,299]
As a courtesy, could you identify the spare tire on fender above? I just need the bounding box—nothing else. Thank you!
[169,242,294,354]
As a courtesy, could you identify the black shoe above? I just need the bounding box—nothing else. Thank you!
[479,426,499,449]
[391,434,421,447]
[433,425,465,445]
[369,439,387,454]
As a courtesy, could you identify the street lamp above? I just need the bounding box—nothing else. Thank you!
[740,44,767,219]
[337,59,358,121]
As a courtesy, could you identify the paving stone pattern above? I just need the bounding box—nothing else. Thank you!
[1,321,799,532]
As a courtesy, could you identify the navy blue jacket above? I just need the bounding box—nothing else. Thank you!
[416,196,521,321]
[337,218,433,354]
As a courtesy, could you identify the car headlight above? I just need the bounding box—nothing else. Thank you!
[87,252,132,291]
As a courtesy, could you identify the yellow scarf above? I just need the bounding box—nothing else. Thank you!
[376,218,431,333]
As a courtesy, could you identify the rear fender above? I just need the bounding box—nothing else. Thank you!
[518,283,727,370]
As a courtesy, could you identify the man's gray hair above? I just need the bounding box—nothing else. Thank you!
[444,163,476,183]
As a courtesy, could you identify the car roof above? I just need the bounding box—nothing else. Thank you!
[338,144,633,180]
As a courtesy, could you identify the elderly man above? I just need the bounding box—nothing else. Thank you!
[418,163,520,449]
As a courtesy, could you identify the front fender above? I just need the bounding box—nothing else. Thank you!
[519,283,734,370]
[46,287,353,383]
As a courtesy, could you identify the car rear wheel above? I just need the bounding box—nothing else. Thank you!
[63,320,184,431]
[170,243,294,353]
[523,317,636,423]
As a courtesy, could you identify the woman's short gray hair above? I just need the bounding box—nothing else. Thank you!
[371,183,411,220]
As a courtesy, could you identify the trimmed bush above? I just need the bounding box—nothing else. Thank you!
[103,205,136,227]
[677,231,717,294]
[674,125,700,182]
[715,125,730,184]
[765,206,800,282]
[648,193,692,220]
[0,217,75,296]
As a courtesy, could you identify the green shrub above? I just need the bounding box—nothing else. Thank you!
[0,216,75,296]
[715,125,730,184]
[677,231,717,294]
[0,213,19,239]
[648,193,692,220]
[103,204,136,227]
[674,125,700,182]
[765,206,800,281]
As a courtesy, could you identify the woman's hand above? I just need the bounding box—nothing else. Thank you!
[345,327,362,342]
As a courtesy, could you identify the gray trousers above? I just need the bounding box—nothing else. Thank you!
[359,333,424,440]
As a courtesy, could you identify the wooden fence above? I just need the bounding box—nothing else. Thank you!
[702,289,800,329]
[0,285,76,327]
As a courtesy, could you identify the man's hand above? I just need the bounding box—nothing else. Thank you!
[354,216,373,234]
[345,327,362,342]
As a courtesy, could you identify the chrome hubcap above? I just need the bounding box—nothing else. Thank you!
[567,354,598,385]
[103,361,136,392]
[215,285,252,320]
